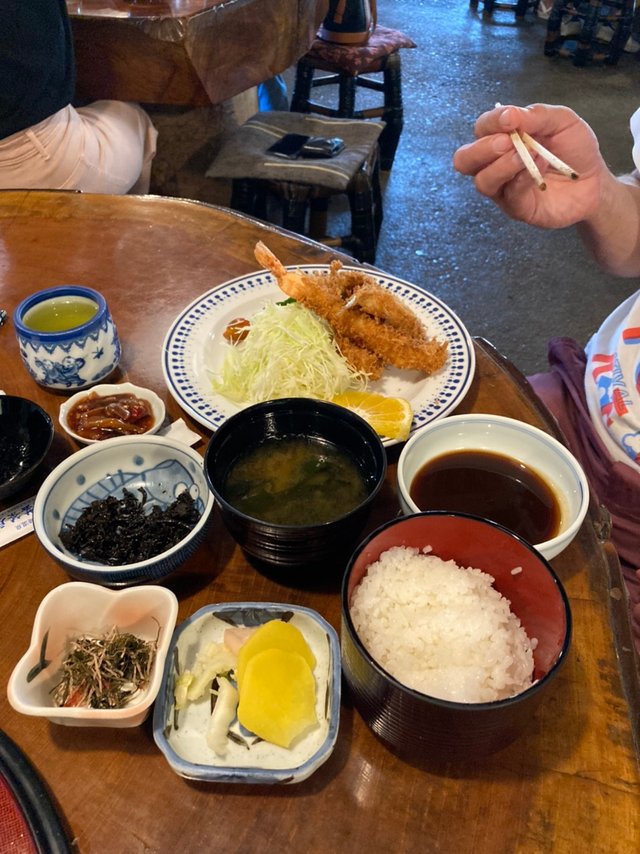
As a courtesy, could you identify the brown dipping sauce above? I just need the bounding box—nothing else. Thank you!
[409,449,561,544]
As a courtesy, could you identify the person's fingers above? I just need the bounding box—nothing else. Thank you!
[473,105,518,138]
[475,156,534,200]
[474,103,578,139]
[455,142,529,199]
[453,134,515,177]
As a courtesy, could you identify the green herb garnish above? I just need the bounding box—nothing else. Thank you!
[51,626,157,709]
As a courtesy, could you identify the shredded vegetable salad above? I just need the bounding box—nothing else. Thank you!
[212,301,367,403]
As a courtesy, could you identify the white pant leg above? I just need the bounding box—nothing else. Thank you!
[0,102,158,193]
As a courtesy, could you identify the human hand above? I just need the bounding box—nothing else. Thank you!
[452,103,605,229]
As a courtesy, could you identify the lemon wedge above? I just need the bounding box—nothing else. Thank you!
[332,390,413,442]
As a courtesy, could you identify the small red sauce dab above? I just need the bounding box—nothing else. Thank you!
[223,318,251,344]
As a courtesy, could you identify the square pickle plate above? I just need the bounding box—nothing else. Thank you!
[152,602,341,783]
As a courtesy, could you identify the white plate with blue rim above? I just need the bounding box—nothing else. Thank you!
[152,602,341,784]
[161,267,475,447]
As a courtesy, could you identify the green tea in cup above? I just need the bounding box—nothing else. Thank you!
[21,295,99,333]
[14,285,121,390]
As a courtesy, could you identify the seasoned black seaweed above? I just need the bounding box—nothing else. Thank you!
[59,487,200,565]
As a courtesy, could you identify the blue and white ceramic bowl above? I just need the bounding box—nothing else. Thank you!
[14,285,121,391]
[33,435,214,586]
[153,602,341,784]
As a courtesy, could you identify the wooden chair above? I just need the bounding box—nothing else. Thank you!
[290,26,416,172]
[206,111,384,264]
[544,0,635,66]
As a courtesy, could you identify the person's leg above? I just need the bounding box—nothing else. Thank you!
[72,101,158,193]
[0,102,157,193]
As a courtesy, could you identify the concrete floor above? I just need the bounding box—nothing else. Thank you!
[150,0,640,376]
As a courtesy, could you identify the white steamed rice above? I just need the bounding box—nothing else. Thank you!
[350,546,536,703]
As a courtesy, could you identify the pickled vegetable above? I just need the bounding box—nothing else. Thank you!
[235,620,316,692]
[206,676,239,756]
[237,649,317,748]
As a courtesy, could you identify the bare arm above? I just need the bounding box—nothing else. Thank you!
[453,103,640,277]
[577,170,640,277]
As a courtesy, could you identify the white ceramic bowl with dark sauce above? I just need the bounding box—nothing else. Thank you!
[397,414,590,561]
[33,435,214,586]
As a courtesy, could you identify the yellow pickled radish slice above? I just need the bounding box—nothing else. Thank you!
[237,648,317,748]
[236,619,316,692]
[331,390,413,442]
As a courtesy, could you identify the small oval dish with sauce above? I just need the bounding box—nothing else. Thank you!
[59,382,166,444]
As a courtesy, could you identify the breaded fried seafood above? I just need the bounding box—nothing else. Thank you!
[254,242,448,379]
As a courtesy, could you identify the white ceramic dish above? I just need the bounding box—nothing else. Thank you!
[161,267,475,447]
[8,582,178,727]
[397,413,590,561]
[33,435,215,586]
[59,381,166,445]
[153,602,341,784]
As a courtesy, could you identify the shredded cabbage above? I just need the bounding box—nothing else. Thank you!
[212,301,366,403]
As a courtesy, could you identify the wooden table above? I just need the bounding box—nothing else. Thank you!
[67,0,328,106]
[0,191,638,853]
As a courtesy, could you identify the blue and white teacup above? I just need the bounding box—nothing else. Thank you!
[13,286,121,391]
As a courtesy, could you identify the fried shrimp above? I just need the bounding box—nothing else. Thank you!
[343,283,426,340]
[333,332,385,380]
[253,241,449,377]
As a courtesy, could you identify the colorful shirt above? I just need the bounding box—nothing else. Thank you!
[585,290,640,467]
[583,107,640,469]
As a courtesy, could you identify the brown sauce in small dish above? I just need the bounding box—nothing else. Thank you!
[66,392,154,440]
[409,449,561,544]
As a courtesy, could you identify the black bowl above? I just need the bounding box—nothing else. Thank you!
[0,396,54,500]
[204,398,387,570]
[341,512,572,762]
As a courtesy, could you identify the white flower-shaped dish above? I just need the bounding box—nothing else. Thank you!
[153,602,341,784]
[59,382,166,445]
[8,582,178,727]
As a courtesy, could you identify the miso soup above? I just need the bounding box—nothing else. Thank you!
[224,436,367,525]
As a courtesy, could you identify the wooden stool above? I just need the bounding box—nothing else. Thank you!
[206,112,384,264]
[290,26,416,172]
[544,0,634,66]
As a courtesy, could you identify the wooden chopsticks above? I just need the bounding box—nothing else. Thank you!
[495,104,579,191]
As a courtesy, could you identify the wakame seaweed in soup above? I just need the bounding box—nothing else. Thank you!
[224,436,367,525]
